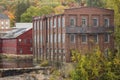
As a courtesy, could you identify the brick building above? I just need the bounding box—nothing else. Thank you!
[1,23,33,55]
[0,13,10,29]
[0,14,11,38]
[33,7,114,62]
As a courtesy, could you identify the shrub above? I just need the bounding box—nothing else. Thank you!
[70,49,120,80]
[40,60,49,67]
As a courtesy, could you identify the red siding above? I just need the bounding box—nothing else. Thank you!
[17,29,32,55]
[2,39,17,54]
[0,39,2,53]
[1,29,32,55]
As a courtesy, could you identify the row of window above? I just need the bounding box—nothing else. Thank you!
[70,17,110,27]
[34,17,65,31]
[37,48,65,54]
[36,53,66,61]
[19,47,32,54]
[70,34,110,43]
[0,26,9,29]
[34,17,110,31]
[0,21,9,25]
[34,34,65,43]
[51,17,65,28]
[18,39,32,43]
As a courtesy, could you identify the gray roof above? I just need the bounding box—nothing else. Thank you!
[0,13,9,19]
[2,27,32,39]
[15,23,32,28]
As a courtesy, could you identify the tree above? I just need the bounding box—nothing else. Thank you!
[71,49,120,80]
[54,5,67,14]
[86,0,105,7]
[15,0,30,22]
[21,5,54,22]
[21,6,41,22]
[39,6,54,15]
[0,0,16,26]
[105,0,120,54]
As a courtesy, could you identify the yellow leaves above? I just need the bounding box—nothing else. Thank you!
[54,5,68,14]
[113,58,120,65]
[7,12,15,20]
[71,50,82,63]
[4,11,15,21]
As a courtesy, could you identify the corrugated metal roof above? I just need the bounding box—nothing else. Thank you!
[2,27,32,39]
[0,13,9,19]
[1,23,32,39]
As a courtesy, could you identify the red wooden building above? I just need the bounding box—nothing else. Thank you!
[1,27,33,55]
[0,38,2,53]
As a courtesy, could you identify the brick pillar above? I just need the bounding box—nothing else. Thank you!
[89,14,92,27]
[100,15,103,27]
[77,14,80,26]
[65,34,70,62]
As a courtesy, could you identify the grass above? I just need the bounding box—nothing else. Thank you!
[0,54,33,60]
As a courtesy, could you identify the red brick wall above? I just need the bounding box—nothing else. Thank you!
[33,7,114,62]
[17,29,32,55]
[64,7,114,62]
[64,7,114,27]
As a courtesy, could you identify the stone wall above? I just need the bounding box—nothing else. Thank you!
[0,58,33,68]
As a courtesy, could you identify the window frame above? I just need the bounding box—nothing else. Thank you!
[81,34,87,43]
[104,18,109,27]
[104,34,110,43]
[92,18,98,27]
[18,39,22,42]
[82,17,87,27]
[93,34,98,43]
[70,17,75,26]
[70,34,75,43]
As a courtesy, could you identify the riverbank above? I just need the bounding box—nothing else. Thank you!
[0,70,48,80]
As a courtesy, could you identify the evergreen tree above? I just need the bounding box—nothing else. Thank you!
[15,0,30,22]
[86,0,105,7]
